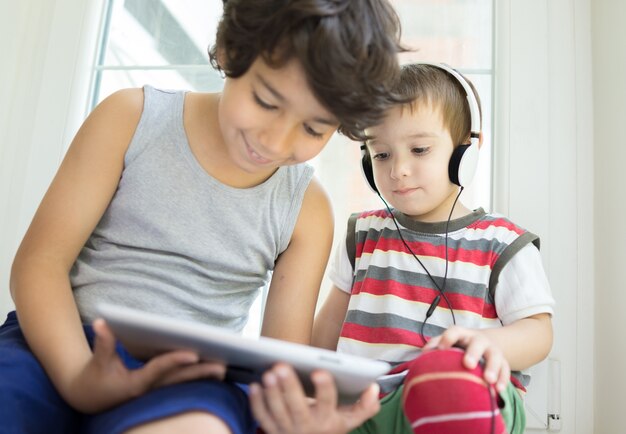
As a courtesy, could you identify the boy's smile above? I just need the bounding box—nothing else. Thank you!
[392,186,419,195]
[365,103,471,222]
[243,134,273,165]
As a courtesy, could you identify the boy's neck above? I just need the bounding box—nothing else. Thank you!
[393,206,485,236]
[403,203,473,224]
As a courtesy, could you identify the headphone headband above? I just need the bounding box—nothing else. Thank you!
[417,62,481,147]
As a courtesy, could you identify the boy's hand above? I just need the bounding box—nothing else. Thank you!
[423,326,510,392]
[249,363,380,434]
[64,318,226,413]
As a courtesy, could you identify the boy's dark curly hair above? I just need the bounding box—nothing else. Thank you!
[209,0,405,141]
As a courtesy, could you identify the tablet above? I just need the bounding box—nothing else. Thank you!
[96,303,391,404]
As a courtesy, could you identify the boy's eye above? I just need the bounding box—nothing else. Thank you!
[304,124,324,139]
[253,93,325,139]
[253,92,277,110]
[371,152,389,161]
[412,146,429,155]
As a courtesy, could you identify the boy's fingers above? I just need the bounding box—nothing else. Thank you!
[311,369,338,416]
[345,383,381,430]
[132,351,200,391]
[157,361,226,386]
[249,383,279,433]
[275,364,313,425]
[478,346,509,388]
[463,338,488,370]
[496,363,511,392]
[261,369,294,432]
[433,326,467,349]
[480,351,500,384]
[422,335,441,350]
[91,319,118,362]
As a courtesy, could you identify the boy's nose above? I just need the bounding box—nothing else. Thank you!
[390,158,411,179]
[258,121,296,157]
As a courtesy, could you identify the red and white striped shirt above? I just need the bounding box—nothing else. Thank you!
[330,208,554,387]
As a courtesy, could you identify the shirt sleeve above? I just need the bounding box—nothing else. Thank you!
[495,243,555,325]
[328,231,354,293]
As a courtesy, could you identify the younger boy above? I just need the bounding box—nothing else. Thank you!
[250,63,555,434]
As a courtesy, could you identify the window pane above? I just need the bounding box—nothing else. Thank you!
[103,0,221,67]
[94,69,222,103]
[394,0,493,69]
[92,0,223,104]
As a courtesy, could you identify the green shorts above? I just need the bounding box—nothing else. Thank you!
[350,382,525,434]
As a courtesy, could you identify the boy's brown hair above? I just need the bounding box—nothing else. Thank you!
[209,0,405,141]
[394,63,482,147]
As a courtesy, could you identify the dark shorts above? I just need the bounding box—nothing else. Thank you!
[0,311,256,434]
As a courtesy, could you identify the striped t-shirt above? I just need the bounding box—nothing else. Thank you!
[332,208,554,387]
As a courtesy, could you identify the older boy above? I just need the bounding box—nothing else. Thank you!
[0,1,405,433]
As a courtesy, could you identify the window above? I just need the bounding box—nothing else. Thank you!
[92,0,494,336]
[91,0,224,104]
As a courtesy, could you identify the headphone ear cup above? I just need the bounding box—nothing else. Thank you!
[449,143,479,187]
[360,145,378,193]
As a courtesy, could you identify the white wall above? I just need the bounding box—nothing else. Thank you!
[495,0,594,431]
[592,1,626,433]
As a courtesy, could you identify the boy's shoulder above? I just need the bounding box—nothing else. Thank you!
[349,208,392,224]
[344,208,390,270]
[472,211,527,230]
[347,208,392,236]
[98,87,145,114]
[469,211,540,248]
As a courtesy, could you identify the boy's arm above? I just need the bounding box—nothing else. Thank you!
[252,244,377,434]
[425,240,554,390]
[476,313,553,371]
[11,89,219,413]
[11,89,142,409]
[312,285,351,350]
[425,313,552,392]
[261,177,334,344]
[426,313,553,372]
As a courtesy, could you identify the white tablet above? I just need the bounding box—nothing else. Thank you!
[96,303,391,404]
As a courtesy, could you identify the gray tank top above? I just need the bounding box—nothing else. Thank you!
[71,86,314,331]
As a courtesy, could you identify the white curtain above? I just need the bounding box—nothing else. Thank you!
[0,0,103,316]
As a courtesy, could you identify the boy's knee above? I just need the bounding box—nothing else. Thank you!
[401,349,505,433]
[404,348,487,402]
[123,411,232,434]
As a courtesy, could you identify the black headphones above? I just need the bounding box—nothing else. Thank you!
[360,63,481,193]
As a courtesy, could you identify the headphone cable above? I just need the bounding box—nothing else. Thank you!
[377,187,464,344]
